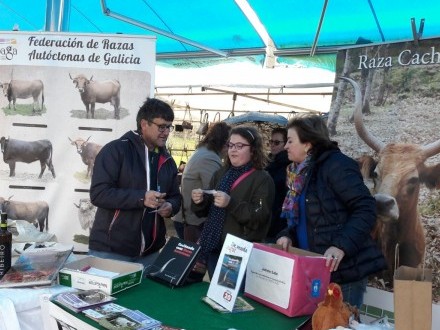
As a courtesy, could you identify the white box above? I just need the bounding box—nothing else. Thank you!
[58,256,143,295]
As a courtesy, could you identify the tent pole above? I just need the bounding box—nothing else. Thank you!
[100,0,228,57]
[310,0,329,56]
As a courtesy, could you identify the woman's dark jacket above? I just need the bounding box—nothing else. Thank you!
[192,166,275,246]
[265,150,290,239]
[278,147,387,284]
[89,130,181,257]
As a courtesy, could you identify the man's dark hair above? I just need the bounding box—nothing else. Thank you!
[136,98,174,132]
[198,121,231,154]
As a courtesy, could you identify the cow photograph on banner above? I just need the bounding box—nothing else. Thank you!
[328,38,440,304]
[0,32,155,252]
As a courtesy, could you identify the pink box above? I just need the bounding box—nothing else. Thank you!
[244,243,331,317]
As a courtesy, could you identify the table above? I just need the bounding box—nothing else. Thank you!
[48,278,310,330]
[0,284,75,330]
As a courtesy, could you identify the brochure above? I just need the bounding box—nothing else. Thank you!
[202,296,254,313]
[52,289,116,313]
[206,234,253,312]
[98,309,161,330]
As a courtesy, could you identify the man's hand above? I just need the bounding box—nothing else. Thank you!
[157,201,173,218]
[144,190,166,208]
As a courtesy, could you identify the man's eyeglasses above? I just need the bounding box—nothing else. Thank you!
[227,142,250,150]
[149,121,174,132]
[269,140,285,146]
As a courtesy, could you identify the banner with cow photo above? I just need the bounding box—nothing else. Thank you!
[0,31,155,251]
[328,39,440,305]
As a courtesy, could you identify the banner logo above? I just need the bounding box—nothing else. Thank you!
[0,39,17,61]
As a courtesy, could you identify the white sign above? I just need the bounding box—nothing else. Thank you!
[207,234,253,312]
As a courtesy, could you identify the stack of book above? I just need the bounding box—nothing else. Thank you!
[52,289,116,313]
[52,290,163,330]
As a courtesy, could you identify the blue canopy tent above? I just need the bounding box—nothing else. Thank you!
[1,0,440,62]
[1,0,440,114]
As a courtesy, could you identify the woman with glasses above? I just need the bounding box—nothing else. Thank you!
[191,126,275,279]
[276,114,386,308]
[88,98,182,270]
[265,127,290,243]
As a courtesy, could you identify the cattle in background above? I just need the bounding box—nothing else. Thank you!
[344,76,440,280]
[74,198,97,231]
[0,137,56,179]
[0,196,49,232]
[69,74,121,119]
[0,79,44,112]
[68,137,102,178]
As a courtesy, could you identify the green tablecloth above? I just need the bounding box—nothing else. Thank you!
[65,278,309,330]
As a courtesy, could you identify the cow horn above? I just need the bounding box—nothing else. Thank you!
[68,137,73,142]
[340,76,385,152]
[421,139,440,158]
[85,136,91,143]
[7,195,13,201]
[69,73,73,80]
[73,203,80,208]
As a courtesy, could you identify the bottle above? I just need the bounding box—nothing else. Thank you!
[0,212,12,279]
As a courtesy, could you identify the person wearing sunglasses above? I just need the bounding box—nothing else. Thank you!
[88,98,182,270]
[265,127,290,243]
[191,126,275,279]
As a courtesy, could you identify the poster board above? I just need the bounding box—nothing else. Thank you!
[329,38,440,306]
[0,31,155,252]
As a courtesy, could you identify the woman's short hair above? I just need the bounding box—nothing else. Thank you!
[225,125,269,169]
[198,122,231,154]
[287,114,336,155]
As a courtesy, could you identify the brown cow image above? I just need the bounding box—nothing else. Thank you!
[0,196,49,232]
[69,74,121,119]
[344,76,440,280]
[68,137,102,178]
[0,79,44,112]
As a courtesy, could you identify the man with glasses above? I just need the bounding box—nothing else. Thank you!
[88,98,181,269]
[265,127,290,242]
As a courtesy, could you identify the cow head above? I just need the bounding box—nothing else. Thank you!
[343,76,440,272]
[68,136,90,154]
[0,82,9,97]
[0,136,8,153]
[0,195,13,212]
[69,73,93,93]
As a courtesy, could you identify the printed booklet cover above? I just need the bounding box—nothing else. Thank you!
[52,289,116,313]
[98,309,161,330]
[206,234,253,312]
[146,236,201,287]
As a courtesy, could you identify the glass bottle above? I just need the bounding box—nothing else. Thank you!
[0,212,12,279]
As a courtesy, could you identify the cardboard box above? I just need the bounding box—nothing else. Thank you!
[244,243,330,317]
[58,256,143,295]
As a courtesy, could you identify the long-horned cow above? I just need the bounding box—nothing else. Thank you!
[0,79,44,112]
[344,77,440,279]
[68,137,102,177]
[0,196,49,232]
[0,137,56,178]
[69,74,121,119]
